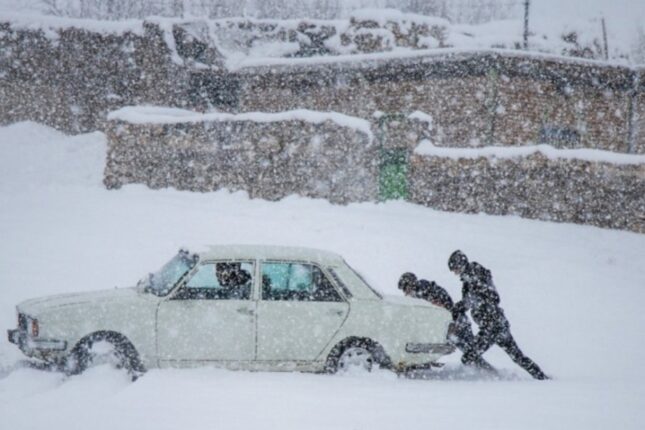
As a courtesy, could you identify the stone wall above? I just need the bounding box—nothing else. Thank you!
[0,21,188,133]
[104,118,378,203]
[104,111,644,233]
[409,154,645,233]
[237,53,642,154]
[1,18,643,155]
[3,18,644,233]
[633,68,645,153]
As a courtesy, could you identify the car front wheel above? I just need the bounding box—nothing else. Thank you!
[67,332,143,379]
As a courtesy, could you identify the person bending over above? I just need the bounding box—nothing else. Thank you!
[398,272,495,373]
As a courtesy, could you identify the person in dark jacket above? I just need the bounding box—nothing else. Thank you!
[216,262,252,299]
[448,250,549,380]
[398,273,495,373]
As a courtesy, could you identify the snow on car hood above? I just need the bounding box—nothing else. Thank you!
[17,287,140,316]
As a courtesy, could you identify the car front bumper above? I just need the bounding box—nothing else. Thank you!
[7,329,67,353]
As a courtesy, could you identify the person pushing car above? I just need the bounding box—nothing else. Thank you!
[447,250,549,380]
[398,272,495,373]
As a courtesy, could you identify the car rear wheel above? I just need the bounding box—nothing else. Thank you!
[337,346,374,373]
[325,337,392,374]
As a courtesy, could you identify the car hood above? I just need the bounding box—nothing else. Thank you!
[17,287,141,316]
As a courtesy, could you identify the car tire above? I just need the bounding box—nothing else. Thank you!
[325,338,392,374]
[337,346,374,373]
[67,332,144,379]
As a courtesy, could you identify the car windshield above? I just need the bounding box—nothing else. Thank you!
[140,250,198,296]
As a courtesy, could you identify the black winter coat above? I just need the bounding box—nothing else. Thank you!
[454,262,510,335]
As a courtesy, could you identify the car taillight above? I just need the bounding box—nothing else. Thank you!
[446,322,457,343]
[31,319,39,337]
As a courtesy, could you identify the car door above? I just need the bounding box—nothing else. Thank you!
[156,260,256,366]
[256,261,349,362]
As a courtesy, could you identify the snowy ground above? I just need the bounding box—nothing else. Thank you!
[0,122,644,429]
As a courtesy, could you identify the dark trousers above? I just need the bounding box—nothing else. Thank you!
[464,328,548,380]
[450,320,496,372]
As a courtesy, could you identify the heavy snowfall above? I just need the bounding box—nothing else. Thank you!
[1,1,645,429]
[0,121,643,429]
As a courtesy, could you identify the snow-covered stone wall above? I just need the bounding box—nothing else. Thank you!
[105,106,644,233]
[2,15,644,232]
[1,15,643,154]
[0,19,189,133]
[410,145,645,233]
[104,107,378,203]
[237,52,643,154]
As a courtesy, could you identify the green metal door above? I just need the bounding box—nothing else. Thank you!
[379,148,408,200]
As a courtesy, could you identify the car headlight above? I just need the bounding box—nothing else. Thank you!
[446,322,457,343]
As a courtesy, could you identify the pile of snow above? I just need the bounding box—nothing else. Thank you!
[0,121,644,429]
[415,139,645,165]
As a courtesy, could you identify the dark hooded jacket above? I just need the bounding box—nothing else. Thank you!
[414,280,473,343]
[454,262,510,336]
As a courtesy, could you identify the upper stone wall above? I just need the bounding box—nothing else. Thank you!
[237,52,643,153]
[1,15,643,154]
[0,19,188,133]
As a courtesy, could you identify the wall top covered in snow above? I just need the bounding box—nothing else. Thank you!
[415,140,645,166]
[1,12,148,36]
[108,106,374,141]
[231,47,633,85]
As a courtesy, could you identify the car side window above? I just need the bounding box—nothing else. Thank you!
[261,262,342,302]
[328,268,353,298]
[179,261,254,300]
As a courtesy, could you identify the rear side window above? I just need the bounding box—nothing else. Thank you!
[327,268,353,299]
[261,262,343,302]
[334,261,383,299]
[354,270,383,299]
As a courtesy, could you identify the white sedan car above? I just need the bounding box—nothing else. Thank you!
[7,245,454,376]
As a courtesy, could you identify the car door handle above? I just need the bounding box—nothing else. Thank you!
[327,309,345,317]
[236,307,254,316]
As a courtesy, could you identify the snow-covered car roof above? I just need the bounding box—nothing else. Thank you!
[199,245,345,266]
